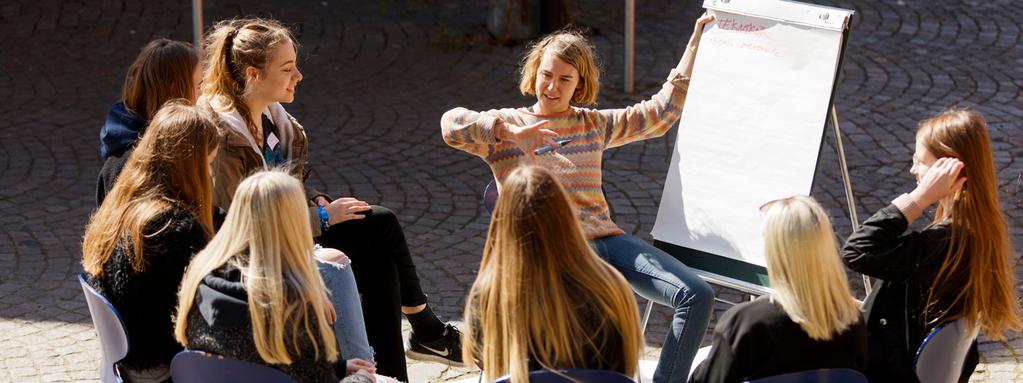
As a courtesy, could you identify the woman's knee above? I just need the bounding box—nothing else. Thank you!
[675,275,714,311]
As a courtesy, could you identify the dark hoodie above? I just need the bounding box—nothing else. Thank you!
[96,102,147,205]
[99,102,147,159]
[184,264,348,383]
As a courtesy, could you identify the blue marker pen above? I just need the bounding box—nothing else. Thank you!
[535,139,572,155]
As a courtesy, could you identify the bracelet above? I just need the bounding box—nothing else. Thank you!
[316,206,330,233]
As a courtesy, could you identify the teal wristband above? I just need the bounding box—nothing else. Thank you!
[316,206,330,232]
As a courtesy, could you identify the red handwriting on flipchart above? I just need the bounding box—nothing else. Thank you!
[740,42,781,57]
[717,18,768,37]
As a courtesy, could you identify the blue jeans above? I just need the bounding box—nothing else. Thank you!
[591,234,714,383]
[318,260,375,362]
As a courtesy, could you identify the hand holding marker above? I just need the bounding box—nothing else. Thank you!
[535,139,572,155]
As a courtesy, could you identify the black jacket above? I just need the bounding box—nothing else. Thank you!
[88,205,207,371]
[689,296,868,383]
[184,264,347,383]
[842,204,977,383]
[96,148,131,205]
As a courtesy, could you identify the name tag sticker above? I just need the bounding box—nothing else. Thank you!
[266,132,280,149]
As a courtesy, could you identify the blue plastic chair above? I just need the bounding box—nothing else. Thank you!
[78,273,130,383]
[170,350,297,383]
[744,368,868,383]
[914,317,979,383]
[492,368,634,383]
[483,178,499,213]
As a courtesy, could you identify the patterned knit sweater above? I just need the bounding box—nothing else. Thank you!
[441,69,689,239]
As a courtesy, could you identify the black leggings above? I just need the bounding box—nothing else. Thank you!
[316,205,427,382]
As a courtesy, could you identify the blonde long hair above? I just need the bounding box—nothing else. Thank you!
[82,101,217,277]
[201,18,297,135]
[462,166,643,383]
[761,196,861,340]
[174,170,338,364]
[917,107,1022,339]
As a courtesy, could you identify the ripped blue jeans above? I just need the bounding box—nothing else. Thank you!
[318,259,374,362]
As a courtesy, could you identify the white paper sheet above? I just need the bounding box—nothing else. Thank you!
[652,0,851,267]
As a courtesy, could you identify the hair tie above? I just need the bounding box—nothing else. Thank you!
[227,26,240,41]
[224,26,240,77]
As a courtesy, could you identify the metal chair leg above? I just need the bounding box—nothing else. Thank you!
[636,298,656,383]
[641,298,655,333]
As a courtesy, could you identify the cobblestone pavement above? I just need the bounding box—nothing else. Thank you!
[1,0,1021,381]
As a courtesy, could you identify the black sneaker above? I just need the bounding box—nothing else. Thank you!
[406,323,465,367]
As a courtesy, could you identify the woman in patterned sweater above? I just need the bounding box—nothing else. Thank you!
[441,14,716,383]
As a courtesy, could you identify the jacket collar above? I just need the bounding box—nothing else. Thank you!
[206,96,295,167]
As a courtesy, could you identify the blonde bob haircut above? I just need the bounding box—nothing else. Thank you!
[462,166,642,383]
[760,196,860,341]
[519,30,601,106]
[175,170,338,364]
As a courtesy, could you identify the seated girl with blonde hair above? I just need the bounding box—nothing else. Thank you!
[200,19,458,378]
[443,16,718,382]
[690,196,867,383]
[175,170,376,383]
[462,166,644,383]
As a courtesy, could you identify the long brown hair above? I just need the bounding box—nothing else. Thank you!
[175,170,337,364]
[201,18,297,136]
[82,101,218,277]
[462,166,643,383]
[123,39,201,121]
[917,106,1022,340]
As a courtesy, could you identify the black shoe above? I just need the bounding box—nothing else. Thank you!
[406,323,465,367]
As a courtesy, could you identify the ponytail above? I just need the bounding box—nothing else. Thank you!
[202,18,296,135]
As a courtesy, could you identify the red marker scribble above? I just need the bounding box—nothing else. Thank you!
[717,18,769,38]
[740,42,782,57]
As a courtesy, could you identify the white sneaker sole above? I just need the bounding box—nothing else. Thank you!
[405,349,467,368]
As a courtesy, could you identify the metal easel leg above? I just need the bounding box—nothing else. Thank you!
[830,105,871,296]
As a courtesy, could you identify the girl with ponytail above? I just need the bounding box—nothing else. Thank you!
[200,18,458,380]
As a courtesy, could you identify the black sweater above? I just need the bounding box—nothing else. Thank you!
[184,264,347,383]
[842,204,977,382]
[96,148,131,205]
[689,297,867,383]
[88,206,207,371]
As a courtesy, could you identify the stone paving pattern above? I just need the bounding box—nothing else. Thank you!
[1,0,1021,381]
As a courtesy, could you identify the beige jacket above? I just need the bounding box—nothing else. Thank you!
[206,99,330,236]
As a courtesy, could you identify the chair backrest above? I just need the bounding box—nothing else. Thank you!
[914,317,979,383]
[483,178,499,213]
[744,368,868,383]
[493,368,635,383]
[171,350,297,383]
[78,273,129,383]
